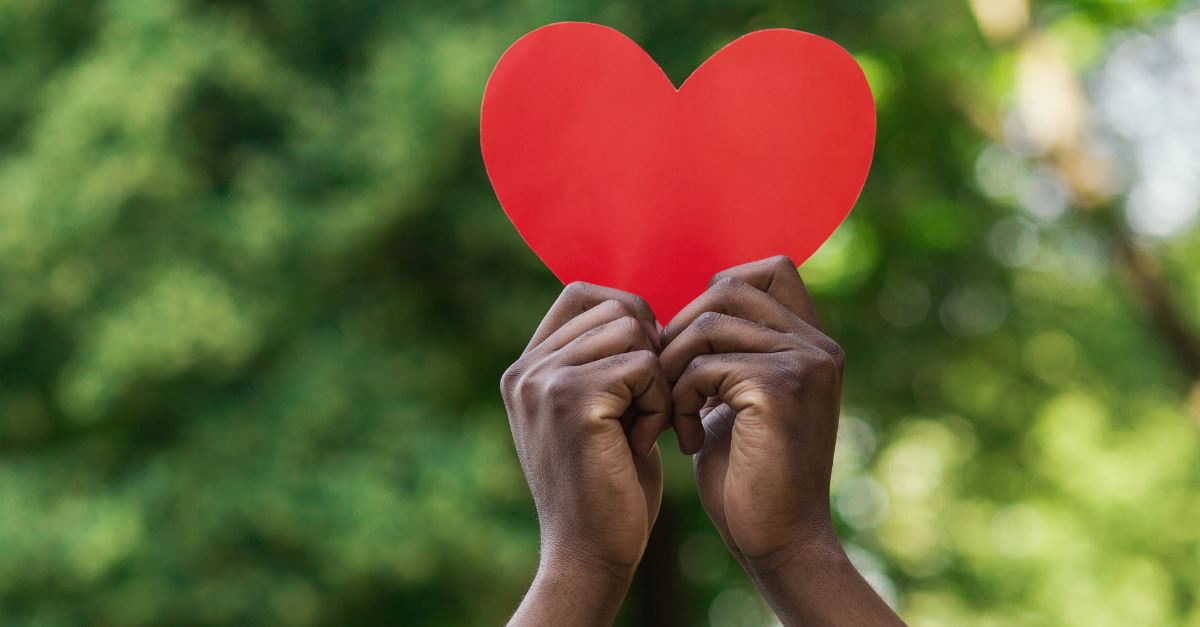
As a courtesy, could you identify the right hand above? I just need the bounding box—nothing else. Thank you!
[501,282,671,580]
[659,256,904,625]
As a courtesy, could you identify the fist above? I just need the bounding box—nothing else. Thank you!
[501,283,670,577]
[660,256,845,566]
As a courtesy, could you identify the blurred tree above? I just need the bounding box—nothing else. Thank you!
[0,0,1197,625]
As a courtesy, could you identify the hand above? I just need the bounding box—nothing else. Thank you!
[502,282,669,626]
[661,256,903,626]
[661,255,843,564]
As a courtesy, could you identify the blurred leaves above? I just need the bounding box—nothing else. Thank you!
[1,0,1198,626]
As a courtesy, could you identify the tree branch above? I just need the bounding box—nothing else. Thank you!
[1111,229,1200,380]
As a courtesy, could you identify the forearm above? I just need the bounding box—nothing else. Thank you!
[748,538,905,627]
[509,555,633,627]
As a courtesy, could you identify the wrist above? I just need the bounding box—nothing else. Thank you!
[511,552,634,627]
[538,545,638,589]
[743,530,904,626]
[743,519,843,580]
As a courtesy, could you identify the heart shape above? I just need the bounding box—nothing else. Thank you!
[481,23,875,320]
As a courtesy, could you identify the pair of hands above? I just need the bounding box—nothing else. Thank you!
[501,256,903,626]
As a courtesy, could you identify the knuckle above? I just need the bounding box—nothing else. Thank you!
[614,316,646,349]
[580,406,613,433]
[617,315,641,335]
[538,370,575,401]
[628,294,653,319]
[826,341,847,371]
[769,254,797,271]
[562,281,595,302]
[694,310,724,333]
[712,275,743,293]
[500,364,522,395]
[629,349,658,369]
[774,344,841,382]
[802,349,841,384]
[599,298,631,317]
[739,385,777,411]
[766,354,799,379]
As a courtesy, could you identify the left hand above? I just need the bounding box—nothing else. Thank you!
[659,256,846,569]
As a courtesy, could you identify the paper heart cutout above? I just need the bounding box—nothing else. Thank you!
[481,22,875,320]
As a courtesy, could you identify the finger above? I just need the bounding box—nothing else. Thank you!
[670,347,829,422]
[556,316,655,367]
[662,277,841,362]
[693,404,735,509]
[670,353,770,451]
[699,397,723,420]
[633,443,663,526]
[527,282,658,353]
[531,299,645,357]
[701,403,736,444]
[659,313,795,381]
[663,276,804,342]
[709,255,822,330]
[576,350,671,458]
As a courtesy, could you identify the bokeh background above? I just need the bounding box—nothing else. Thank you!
[2,0,1199,625]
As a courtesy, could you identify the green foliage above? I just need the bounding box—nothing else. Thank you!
[1,0,1197,625]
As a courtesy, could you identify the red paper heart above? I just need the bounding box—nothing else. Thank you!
[481,23,875,320]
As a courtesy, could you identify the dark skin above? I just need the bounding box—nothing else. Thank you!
[502,256,906,626]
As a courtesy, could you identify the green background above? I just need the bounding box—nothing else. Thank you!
[2,0,1198,625]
